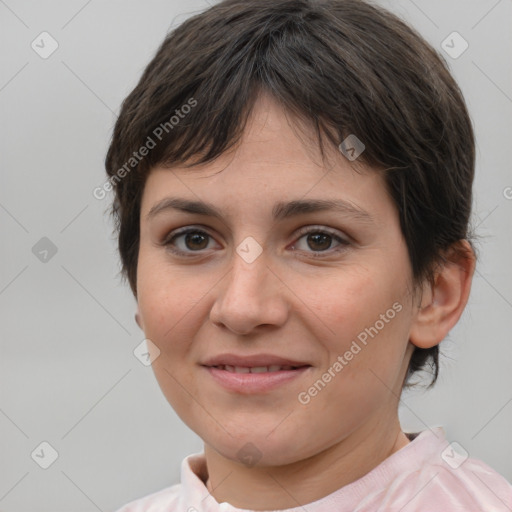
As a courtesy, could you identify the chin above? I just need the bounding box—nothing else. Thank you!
[203,427,319,468]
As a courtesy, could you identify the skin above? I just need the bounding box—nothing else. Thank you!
[135,91,475,510]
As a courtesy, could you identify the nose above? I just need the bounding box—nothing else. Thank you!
[209,249,290,335]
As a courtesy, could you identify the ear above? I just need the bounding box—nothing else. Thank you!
[409,240,475,349]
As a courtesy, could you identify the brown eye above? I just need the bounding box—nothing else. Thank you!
[164,228,217,256]
[305,232,332,251]
[183,231,209,250]
[292,227,350,257]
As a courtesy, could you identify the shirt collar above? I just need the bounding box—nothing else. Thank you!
[178,427,447,512]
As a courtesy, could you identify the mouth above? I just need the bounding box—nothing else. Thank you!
[201,357,312,393]
[208,364,309,373]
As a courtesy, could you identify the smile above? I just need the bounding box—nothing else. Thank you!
[203,365,311,393]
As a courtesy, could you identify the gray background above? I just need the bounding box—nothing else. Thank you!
[0,0,511,510]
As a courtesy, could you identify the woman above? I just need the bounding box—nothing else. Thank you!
[105,0,512,509]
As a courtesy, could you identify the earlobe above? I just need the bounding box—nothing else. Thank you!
[409,241,475,350]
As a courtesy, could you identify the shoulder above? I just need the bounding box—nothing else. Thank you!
[113,484,181,512]
[386,456,512,511]
[356,428,512,511]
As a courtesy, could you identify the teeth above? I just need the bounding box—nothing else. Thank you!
[216,365,298,373]
[251,366,268,373]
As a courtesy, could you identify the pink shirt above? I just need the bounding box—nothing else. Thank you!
[115,427,512,511]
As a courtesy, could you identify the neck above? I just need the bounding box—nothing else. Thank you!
[203,417,410,510]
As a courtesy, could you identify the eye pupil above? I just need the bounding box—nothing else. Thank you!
[307,233,331,251]
[186,232,209,250]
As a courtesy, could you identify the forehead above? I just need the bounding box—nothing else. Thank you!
[140,93,392,224]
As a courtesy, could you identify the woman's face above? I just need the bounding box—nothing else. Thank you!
[136,93,419,466]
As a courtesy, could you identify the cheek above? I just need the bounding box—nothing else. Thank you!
[136,252,226,368]
[309,268,393,331]
[136,257,208,411]
[310,265,411,369]
[136,253,197,348]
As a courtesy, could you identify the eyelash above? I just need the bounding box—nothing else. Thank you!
[162,226,350,259]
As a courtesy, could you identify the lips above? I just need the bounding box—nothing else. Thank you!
[204,364,311,394]
[200,354,312,393]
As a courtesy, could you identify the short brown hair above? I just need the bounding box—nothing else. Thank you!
[105,0,476,387]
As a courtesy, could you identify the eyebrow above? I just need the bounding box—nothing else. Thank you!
[146,197,374,224]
